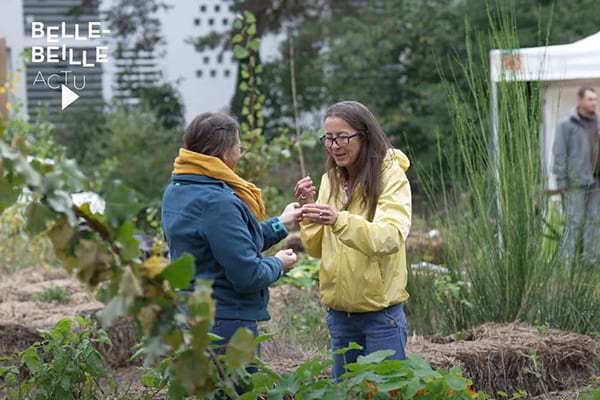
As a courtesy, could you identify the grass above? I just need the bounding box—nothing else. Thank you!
[0,204,60,275]
[35,287,71,304]
[260,284,329,367]
[411,4,600,336]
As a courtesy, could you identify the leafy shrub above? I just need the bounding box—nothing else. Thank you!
[282,257,320,290]
[0,318,112,400]
[242,346,478,400]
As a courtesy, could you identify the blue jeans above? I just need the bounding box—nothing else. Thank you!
[326,303,407,381]
[210,319,259,354]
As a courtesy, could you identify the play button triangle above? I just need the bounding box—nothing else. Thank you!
[61,85,80,110]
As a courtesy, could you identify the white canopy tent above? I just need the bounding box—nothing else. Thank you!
[489,31,600,191]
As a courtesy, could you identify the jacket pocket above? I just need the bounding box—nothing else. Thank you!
[362,258,385,305]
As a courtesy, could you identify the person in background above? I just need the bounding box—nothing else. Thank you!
[295,101,412,381]
[161,112,301,352]
[553,87,600,265]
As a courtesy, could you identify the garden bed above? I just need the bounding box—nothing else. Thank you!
[0,269,597,398]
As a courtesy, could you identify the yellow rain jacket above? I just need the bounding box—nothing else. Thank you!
[300,149,411,312]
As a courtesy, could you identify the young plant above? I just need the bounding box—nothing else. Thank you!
[1,317,111,400]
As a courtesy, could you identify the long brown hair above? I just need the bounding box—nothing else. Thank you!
[324,101,392,221]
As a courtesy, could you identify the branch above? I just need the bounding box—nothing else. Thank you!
[289,39,307,178]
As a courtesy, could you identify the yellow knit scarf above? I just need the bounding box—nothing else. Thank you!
[173,148,266,221]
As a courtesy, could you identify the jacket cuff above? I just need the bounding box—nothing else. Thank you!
[269,217,289,241]
[332,211,349,234]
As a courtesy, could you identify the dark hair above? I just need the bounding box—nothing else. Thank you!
[183,112,240,158]
[324,101,392,221]
[577,87,596,99]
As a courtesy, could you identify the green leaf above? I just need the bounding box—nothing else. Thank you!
[46,190,72,213]
[251,372,277,392]
[208,332,224,342]
[267,373,300,399]
[103,180,144,228]
[248,38,260,51]
[233,45,249,60]
[377,381,406,392]
[115,221,141,262]
[404,377,421,399]
[233,19,243,30]
[158,253,195,290]
[255,333,274,344]
[48,218,75,252]
[98,296,130,328]
[232,34,244,44]
[334,341,363,355]
[447,376,467,391]
[25,202,54,235]
[243,11,256,23]
[0,175,20,211]
[356,349,396,364]
[58,158,86,191]
[141,372,157,388]
[247,24,257,36]
[240,82,249,92]
[21,347,42,375]
[225,328,255,369]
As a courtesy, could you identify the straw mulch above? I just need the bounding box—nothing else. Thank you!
[411,323,598,396]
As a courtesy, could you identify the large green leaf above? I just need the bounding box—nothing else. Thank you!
[225,327,255,369]
[115,221,141,262]
[25,202,55,235]
[158,253,194,290]
[356,349,396,364]
[446,375,467,391]
[58,158,86,191]
[103,180,144,228]
[45,190,72,213]
[97,296,129,328]
[0,175,20,211]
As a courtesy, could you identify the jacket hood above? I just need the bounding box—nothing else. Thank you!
[570,107,598,125]
[384,148,410,172]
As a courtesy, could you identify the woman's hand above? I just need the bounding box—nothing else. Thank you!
[275,249,298,272]
[302,204,338,226]
[279,202,303,230]
[294,176,316,205]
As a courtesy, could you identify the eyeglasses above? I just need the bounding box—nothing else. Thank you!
[239,145,247,155]
[319,133,362,148]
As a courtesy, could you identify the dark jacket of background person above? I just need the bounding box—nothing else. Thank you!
[161,174,287,321]
[553,108,600,190]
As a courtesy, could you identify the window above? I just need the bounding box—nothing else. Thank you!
[208,18,214,26]
[222,18,229,25]
[224,69,231,78]
[217,54,223,64]
[215,5,220,12]
[203,56,210,64]
[196,70,203,78]
[229,5,234,11]
[194,18,200,26]
[210,70,217,78]
[200,5,206,12]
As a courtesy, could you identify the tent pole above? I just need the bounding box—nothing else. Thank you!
[490,79,504,250]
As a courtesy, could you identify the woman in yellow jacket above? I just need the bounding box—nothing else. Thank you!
[295,101,411,380]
